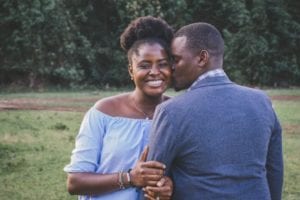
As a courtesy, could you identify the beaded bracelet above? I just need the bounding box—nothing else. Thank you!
[127,169,133,186]
[118,172,126,189]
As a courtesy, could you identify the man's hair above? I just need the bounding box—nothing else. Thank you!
[120,16,173,64]
[174,22,224,57]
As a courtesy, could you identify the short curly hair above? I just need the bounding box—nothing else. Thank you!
[174,22,224,57]
[120,16,173,64]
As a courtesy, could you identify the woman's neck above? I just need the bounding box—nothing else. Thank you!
[130,90,164,119]
[131,90,163,106]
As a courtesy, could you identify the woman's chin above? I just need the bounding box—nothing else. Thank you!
[145,87,167,97]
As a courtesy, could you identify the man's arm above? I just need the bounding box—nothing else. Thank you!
[145,106,178,199]
[266,112,283,200]
[147,105,179,175]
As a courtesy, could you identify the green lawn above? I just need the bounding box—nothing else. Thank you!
[0,88,299,199]
[273,99,300,199]
[0,110,82,200]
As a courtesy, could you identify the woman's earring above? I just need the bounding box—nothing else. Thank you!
[130,76,133,80]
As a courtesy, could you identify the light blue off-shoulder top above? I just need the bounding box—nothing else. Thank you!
[64,106,151,200]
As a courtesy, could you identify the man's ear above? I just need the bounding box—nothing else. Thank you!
[128,65,133,80]
[197,50,209,68]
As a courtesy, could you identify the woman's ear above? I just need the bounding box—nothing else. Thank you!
[128,65,133,80]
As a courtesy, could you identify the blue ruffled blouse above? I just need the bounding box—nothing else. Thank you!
[64,106,151,200]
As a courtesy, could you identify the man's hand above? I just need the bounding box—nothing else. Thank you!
[143,176,173,200]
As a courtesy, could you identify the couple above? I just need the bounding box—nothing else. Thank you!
[64,16,283,200]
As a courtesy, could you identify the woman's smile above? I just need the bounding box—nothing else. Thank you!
[146,79,164,87]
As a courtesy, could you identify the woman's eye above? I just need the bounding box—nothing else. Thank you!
[138,64,151,69]
[158,62,170,68]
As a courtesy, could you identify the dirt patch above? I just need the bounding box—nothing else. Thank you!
[283,124,300,135]
[0,95,299,112]
[271,95,300,101]
[0,97,99,112]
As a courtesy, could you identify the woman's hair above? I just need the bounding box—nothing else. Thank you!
[120,16,173,64]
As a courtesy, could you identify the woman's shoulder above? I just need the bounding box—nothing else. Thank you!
[94,93,130,116]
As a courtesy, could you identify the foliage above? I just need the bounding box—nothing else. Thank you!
[0,0,94,88]
[0,0,299,88]
[223,0,300,86]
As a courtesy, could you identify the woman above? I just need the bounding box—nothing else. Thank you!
[64,16,173,200]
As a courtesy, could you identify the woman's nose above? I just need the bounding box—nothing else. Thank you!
[149,65,160,75]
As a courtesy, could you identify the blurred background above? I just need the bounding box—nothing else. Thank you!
[0,0,299,90]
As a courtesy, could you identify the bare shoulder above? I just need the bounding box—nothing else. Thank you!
[94,93,130,116]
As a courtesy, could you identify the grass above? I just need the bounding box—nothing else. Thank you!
[0,88,299,199]
[273,99,300,199]
[265,88,300,96]
[0,110,83,200]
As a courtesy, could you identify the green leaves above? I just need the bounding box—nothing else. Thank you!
[0,0,299,88]
[0,0,93,88]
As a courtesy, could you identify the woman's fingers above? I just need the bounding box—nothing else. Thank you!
[139,146,149,162]
[137,167,164,176]
[144,180,160,186]
[131,163,164,186]
[133,152,167,187]
[141,161,166,170]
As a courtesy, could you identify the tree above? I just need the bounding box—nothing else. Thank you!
[0,0,94,88]
[0,0,299,88]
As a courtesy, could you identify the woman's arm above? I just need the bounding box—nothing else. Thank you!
[67,172,121,195]
[67,147,166,196]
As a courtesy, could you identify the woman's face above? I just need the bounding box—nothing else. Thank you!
[129,43,172,97]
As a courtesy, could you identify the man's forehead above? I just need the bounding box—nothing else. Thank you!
[172,36,187,53]
[172,36,187,45]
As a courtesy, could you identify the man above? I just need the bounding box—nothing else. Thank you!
[147,22,283,199]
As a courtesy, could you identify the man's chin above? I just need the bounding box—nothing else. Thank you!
[173,84,185,92]
[172,80,189,91]
[174,87,182,92]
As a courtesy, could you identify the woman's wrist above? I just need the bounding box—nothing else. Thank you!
[117,172,126,189]
[127,169,133,186]
[117,170,134,189]
[128,168,138,187]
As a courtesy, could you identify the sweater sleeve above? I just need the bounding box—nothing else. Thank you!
[147,105,180,175]
[266,110,283,200]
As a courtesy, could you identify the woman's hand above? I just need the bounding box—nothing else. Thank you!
[130,146,166,187]
[143,176,173,200]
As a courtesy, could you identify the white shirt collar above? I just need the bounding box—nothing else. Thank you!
[187,69,226,91]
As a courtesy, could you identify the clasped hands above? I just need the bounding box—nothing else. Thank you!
[130,146,173,200]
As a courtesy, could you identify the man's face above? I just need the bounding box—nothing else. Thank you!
[171,36,200,91]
